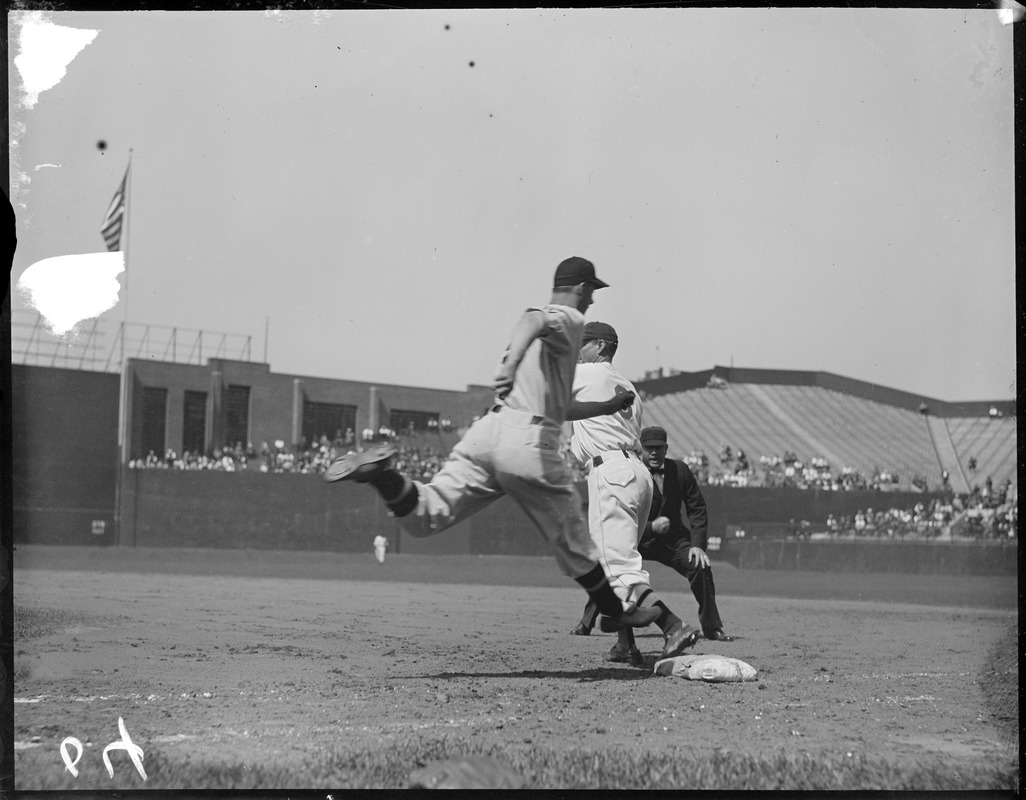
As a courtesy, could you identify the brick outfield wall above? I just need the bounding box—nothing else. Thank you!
[109,470,1008,576]
[10,365,120,547]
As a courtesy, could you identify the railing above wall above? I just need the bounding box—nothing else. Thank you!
[10,309,254,372]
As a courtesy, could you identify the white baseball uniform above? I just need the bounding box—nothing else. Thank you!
[393,304,600,579]
[373,534,388,564]
[570,361,653,605]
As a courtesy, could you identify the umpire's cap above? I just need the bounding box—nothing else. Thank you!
[640,426,668,446]
[582,321,618,345]
[554,256,609,289]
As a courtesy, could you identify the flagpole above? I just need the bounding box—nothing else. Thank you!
[117,149,132,459]
[114,151,133,545]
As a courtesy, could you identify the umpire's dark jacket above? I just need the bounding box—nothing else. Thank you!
[640,458,708,551]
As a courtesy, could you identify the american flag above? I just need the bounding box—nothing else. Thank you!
[100,165,129,251]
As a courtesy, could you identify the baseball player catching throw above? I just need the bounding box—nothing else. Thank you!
[567,321,701,666]
[324,257,661,635]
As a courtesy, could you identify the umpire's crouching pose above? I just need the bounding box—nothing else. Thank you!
[571,425,734,642]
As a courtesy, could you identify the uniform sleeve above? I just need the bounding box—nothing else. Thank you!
[570,362,587,397]
[535,306,572,354]
[679,461,709,550]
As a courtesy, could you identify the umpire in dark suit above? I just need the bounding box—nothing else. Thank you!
[571,425,734,641]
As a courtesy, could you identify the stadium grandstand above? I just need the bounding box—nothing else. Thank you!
[9,316,1015,554]
[634,366,1015,495]
[11,310,1013,498]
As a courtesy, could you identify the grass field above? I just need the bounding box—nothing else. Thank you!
[11,545,1020,790]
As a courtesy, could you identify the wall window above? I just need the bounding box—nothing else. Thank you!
[139,386,167,459]
[303,401,356,446]
[225,384,250,448]
[390,408,439,433]
[183,390,207,455]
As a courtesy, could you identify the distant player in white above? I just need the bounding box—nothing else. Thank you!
[373,534,388,564]
[568,321,700,666]
[324,257,661,635]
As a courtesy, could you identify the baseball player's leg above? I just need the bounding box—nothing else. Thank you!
[605,625,644,666]
[645,539,727,636]
[505,478,651,625]
[605,580,697,663]
[611,579,699,658]
[492,425,656,628]
[587,466,651,600]
[570,598,600,635]
[394,444,504,538]
[329,415,504,538]
[490,418,600,577]
[588,463,698,658]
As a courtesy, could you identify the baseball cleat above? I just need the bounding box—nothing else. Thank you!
[604,644,645,667]
[703,629,735,642]
[598,605,661,632]
[661,623,701,659]
[323,444,397,483]
[569,624,591,636]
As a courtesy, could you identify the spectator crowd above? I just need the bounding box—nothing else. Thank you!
[128,429,457,482]
[129,431,1014,542]
[662,444,906,492]
[807,492,1016,541]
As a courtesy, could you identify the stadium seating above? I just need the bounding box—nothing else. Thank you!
[642,382,1013,493]
[946,416,1017,490]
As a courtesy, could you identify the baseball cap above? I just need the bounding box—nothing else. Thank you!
[553,256,609,289]
[582,321,618,345]
[640,426,668,446]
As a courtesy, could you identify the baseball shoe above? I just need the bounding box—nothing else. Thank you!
[598,605,661,632]
[604,644,645,668]
[661,623,701,659]
[323,444,397,483]
[703,629,735,642]
[569,624,591,636]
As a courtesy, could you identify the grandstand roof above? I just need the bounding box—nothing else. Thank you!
[635,366,1016,418]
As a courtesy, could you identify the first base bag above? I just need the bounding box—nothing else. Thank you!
[653,653,757,682]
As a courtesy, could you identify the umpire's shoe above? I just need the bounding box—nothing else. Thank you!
[605,644,645,668]
[324,444,397,483]
[598,606,661,632]
[661,622,701,659]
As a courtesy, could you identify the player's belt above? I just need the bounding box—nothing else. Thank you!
[591,448,636,468]
[489,404,545,425]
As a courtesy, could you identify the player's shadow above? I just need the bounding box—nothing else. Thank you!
[406,667,652,682]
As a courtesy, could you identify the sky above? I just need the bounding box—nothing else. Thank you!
[7,8,1017,402]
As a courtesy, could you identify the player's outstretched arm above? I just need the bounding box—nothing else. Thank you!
[566,384,635,421]
[493,310,547,399]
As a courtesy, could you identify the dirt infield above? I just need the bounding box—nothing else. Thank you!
[11,546,1019,789]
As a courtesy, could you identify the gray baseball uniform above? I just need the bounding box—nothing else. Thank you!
[395,303,600,579]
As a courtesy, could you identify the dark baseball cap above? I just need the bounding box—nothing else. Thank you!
[553,256,609,289]
[582,321,618,345]
[640,426,668,446]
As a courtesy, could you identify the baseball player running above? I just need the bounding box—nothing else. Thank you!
[324,257,660,634]
[568,322,701,666]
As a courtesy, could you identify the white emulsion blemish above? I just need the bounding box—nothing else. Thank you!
[16,252,125,335]
[997,0,1024,25]
[12,11,99,109]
